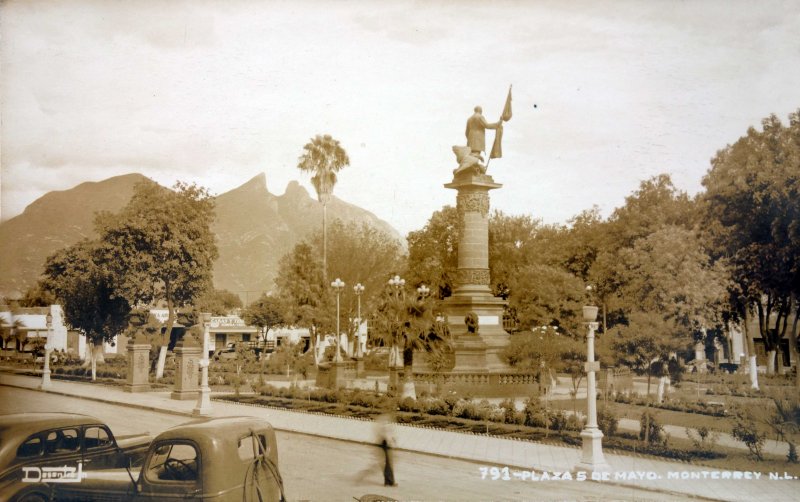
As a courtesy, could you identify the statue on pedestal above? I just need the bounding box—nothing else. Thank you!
[452,88,513,177]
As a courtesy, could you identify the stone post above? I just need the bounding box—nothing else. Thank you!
[124,334,151,393]
[171,331,201,400]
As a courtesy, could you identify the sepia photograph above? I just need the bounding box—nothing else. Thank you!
[1,1,799,500]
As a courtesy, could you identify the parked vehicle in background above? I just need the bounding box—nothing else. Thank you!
[0,413,151,502]
[49,416,285,502]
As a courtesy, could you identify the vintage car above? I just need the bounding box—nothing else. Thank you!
[0,413,151,502]
[49,416,285,502]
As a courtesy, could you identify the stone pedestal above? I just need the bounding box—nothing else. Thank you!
[315,361,354,389]
[171,334,201,400]
[443,173,510,372]
[124,336,151,393]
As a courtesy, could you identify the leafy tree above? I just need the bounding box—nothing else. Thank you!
[502,326,584,399]
[195,288,243,315]
[370,284,435,398]
[406,206,459,299]
[96,180,218,379]
[506,263,586,335]
[275,241,331,364]
[701,110,800,380]
[588,175,697,332]
[615,226,729,332]
[275,220,404,363]
[242,294,285,343]
[297,134,350,283]
[18,284,56,308]
[609,312,683,397]
[41,240,131,380]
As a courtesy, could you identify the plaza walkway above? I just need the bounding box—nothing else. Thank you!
[1,372,798,501]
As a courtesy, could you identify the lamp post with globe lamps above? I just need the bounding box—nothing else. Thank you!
[331,278,345,363]
[353,283,365,360]
[40,312,53,390]
[576,286,611,472]
[387,275,405,391]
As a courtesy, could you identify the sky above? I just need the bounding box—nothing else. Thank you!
[1,0,799,237]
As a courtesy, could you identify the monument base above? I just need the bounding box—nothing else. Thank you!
[443,291,510,372]
[124,383,151,393]
[171,389,199,400]
[315,361,355,389]
[413,370,537,398]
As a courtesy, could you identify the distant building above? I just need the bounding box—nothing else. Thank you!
[725,312,799,371]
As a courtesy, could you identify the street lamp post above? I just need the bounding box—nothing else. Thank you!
[387,275,405,392]
[40,312,53,390]
[193,312,213,416]
[331,278,345,363]
[353,283,365,359]
[576,286,610,472]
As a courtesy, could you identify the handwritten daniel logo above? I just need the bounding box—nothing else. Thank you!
[22,462,87,483]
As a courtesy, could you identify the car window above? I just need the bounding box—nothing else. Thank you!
[45,428,81,455]
[238,434,270,460]
[17,435,43,458]
[146,442,199,483]
[84,426,112,450]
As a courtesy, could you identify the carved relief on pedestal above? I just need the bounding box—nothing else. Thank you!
[456,192,490,218]
[457,268,491,286]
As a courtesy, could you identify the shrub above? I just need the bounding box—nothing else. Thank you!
[640,409,665,445]
[731,413,766,461]
[597,407,619,436]
[788,443,798,463]
[686,426,719,454]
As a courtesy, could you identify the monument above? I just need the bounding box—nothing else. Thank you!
[415,88,537,396]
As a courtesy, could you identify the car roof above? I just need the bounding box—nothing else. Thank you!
[0,413,105,469]
[0,413,103,436]
[158,417,274,444]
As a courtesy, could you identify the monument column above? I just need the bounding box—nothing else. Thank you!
[443,172,509,372]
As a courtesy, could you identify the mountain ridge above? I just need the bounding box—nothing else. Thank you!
[0,173,402,300]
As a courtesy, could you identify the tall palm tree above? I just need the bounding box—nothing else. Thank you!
[297,134,350,283]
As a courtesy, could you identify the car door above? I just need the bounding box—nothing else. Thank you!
[82,425,123,470]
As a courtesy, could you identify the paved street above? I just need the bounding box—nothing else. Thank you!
[2,386,668,502]
[2,373,799,501]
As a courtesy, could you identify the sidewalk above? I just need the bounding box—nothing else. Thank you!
[2,373,798,501]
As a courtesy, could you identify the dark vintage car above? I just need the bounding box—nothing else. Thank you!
[50,416,285,502]
[0,413,152,502]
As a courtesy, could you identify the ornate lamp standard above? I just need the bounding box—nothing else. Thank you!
[576,286,610,472]
[387,275,405,391]
[331,278,345,363]
[417,284,430,300]
[39,312,53,390]
[193,312,213,416]
[353,283,365,359]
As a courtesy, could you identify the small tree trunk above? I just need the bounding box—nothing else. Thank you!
[656,376,666,404]
[749,355,760,390]
[646,367,652,398]
[90,343,98,381]
[744,308,759,389]
[767,350,777,375]
[155,346,168,380]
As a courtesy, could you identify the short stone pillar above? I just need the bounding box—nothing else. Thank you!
[124,334,151,393]
[171,332,201,400]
